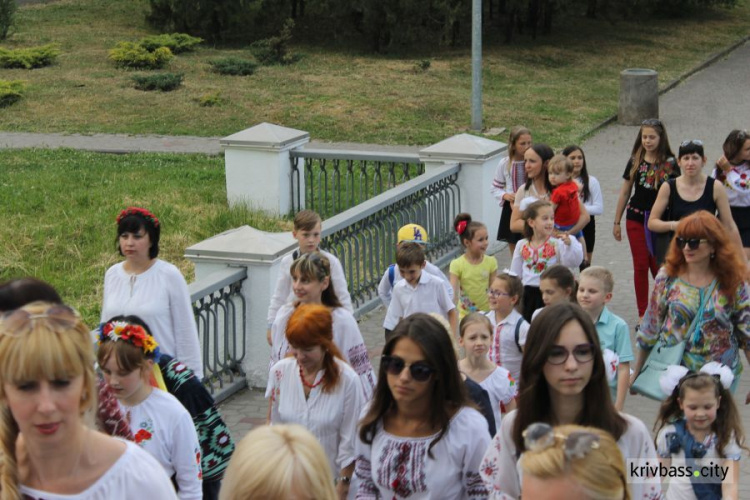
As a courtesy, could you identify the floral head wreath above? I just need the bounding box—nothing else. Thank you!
[98,321,161,360]
[117,207,160,228]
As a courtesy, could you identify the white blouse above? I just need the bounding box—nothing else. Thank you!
[355,407,491,499]
[477,367,517,433]
[485,309,528,384]
[480,410,662,500]
[120,389,203,500]
[270,304,376,400]
[20,440,178,500]
[578,175,604,216]
[101,260,203,379]
[266,357,364,474]
[510,237,583,287]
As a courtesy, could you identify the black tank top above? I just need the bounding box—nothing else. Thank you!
[667,176,717,221]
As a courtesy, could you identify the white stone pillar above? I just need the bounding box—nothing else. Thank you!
[419,134,507,253]
[221,123,310,214]
[186,226,296,388]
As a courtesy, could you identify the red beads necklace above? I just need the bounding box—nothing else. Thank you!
[299,364,323,389]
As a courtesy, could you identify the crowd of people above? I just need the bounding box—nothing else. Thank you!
[1,122,749,499]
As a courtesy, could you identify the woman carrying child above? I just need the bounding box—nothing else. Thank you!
[564,145,603,269]
[450,213,498,319]
[547,154,590,251]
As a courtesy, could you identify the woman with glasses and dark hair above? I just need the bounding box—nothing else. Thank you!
[355,313,491,499]
[480,302,660,500]
[714,129,750,259]
[647,139,743,263]
[613,119,677,320]
[634,211,750,395]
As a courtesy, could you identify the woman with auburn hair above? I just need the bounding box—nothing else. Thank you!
[0,302,177,499]
[634,210,750,395]
[481,303,660,500]
[219,424,336,500]
[266,303,363,500]
[520,424,630,500]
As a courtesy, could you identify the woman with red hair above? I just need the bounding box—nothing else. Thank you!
[266,303,364,500]
[633,211,750,395]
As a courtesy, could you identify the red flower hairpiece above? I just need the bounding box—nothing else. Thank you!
[456,220,468,235]
[116,207,160,228]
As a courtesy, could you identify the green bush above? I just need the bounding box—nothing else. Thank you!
[197,92,225,107]
[413,59,431,73]
[208,57,257,76]
[249,19,300,66]
[0,44,60,69]
[0,0,16,41]
[109,42,173,69]
[139,33,203,53]
[132,72,183,91]
[0,79,24,107]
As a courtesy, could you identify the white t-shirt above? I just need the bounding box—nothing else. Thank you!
[101,260,203,379]
[477,367,517,434]
[377,261,452,308]
[20,440,178,500]
[266,357,364,474]
[355,407,490,499]
[383,271,455,330]
[266,249,353,327]
[485,310,528,384]
[120,389,202,500]
[480,410,662,500]
[270,305,376,400]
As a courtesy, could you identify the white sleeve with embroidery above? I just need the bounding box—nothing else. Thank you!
[491,157,511,206]
[170,407,203,500]
[480,411,521,499]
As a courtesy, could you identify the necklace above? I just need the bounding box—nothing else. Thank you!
[299,365,323,389]
[34,428,88,491]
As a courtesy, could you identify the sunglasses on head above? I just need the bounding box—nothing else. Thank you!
[523,422,601,459]
[381,355,435,382]
[675,237,708,250]
[680,139,703,147]
[0,304,80,339]
[642,118,663,127]
[547,343,596,365]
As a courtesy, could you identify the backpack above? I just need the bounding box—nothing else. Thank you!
[388,263,397,287]
[514,317,524,353]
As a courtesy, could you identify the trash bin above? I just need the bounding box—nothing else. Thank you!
[618,69,658,126]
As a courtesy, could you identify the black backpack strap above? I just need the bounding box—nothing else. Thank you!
[514,318,524,353]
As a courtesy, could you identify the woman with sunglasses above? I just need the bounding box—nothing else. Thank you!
[714,129,750,259]
[647,139,743,263]
[266,303,363,499]
[355,313,490,499]
[634,211,750,395]
[0,302,177,499]
[269,252,376,399]
[480,302,660,500]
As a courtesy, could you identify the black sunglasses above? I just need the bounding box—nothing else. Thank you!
[381,355,435,382]
[676,237,708,250]
[680,139,703,147]
[642,118,663,127]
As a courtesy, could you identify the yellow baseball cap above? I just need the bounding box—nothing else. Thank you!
[397,223,428,244]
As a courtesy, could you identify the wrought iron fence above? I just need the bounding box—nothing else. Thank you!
[319,164,462,317]
[190,267,248,403]
[290,148,425,219]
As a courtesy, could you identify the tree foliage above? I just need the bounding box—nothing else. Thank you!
[0,0,15,41]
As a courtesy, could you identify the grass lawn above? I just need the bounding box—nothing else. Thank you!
[0,0,749,146]
[0,148,290,325]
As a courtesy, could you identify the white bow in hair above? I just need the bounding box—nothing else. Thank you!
[659,365,689,397]
[602,349,619,383]
[501,268,518,277]
[700,361,735,390]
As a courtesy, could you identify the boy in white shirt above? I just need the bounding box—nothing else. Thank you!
[384,242,457,339]
[266,210,352,344]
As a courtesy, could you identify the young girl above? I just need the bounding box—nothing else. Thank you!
[613,119,677,320]
[563,145,603,269]
[533,264,576,320]
[98,317,203,500]
[714,129,750,259]
[510,200,583,322]
[458,313,517,433]
[656,363,747,500]
[450,213,498,319]
[492,126,533,257]
[485,271,528,384]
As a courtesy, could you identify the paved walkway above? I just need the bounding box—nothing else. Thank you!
[214,41,750,495]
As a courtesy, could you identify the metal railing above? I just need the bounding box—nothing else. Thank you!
[190,267,248,404]
[319,164,462,317]
[290,148,425,218]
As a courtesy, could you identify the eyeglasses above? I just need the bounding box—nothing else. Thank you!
[675,237,709,250]
[641,118,663,127]
[0,304,80,338]
[547,343,596,365]
[523,422,600,460]
[680,139,703,147]
[381,355,435,382]
[487,289,510,298]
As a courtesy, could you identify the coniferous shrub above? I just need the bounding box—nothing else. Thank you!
[208,57,257,76]
[139,33,203,53]
[131,72,184,91]
[0,79,24,107]
[249,19,300,66]
[0,44,60,69]
[109,42,173,69]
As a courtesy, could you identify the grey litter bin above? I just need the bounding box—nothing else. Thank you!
[618,69,659,126]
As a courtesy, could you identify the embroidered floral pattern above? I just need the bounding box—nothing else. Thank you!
[134,418,155,445]
[376,439,428,497]
[519,238,558,275]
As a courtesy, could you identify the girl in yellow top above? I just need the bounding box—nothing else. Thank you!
[450,213,498,319]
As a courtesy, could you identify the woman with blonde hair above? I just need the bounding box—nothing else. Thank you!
[0,302,176,499]
[520,423,630,500]
[219,424,336,500]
